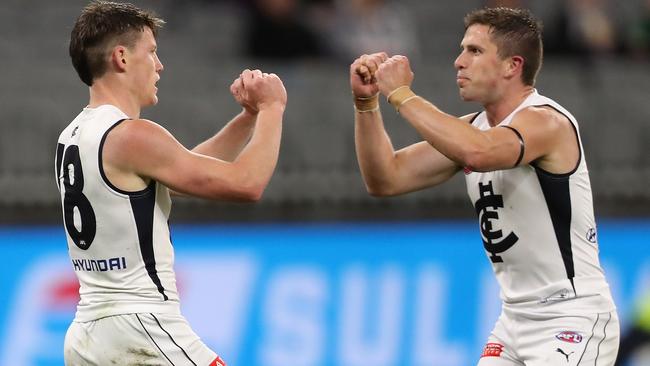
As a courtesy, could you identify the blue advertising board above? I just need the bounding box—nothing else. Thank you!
[0,220,648,366]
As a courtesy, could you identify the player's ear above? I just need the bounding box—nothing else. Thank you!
[111,46,128,72]
[505,55,524,80]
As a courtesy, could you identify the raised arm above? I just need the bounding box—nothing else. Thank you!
[103,70,286,202]
[351,53,462,197]
[190,110,257,163]
[375,56,578,174]
[191,71,264,162]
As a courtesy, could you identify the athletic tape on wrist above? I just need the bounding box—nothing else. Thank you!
[354,93,379,113]
[354,105,380,113]
[387,86,417,112]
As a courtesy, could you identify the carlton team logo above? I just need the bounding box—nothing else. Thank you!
[556,331,583,344]
[474,181,519,263]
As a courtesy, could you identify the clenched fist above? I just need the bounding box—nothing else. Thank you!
[232,69,287,113]
[350,52,388,98]
[375,55,414,96]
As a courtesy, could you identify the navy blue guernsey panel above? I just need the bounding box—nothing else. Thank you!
[56,143,65,189]
[535,170,576,292]
[130,182,168,301]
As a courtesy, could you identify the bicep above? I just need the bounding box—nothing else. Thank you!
[149,145,234,197]
[111,121,241,199]
[506,108,567,167]
[508,107,579,173]
[472,109,562,171]
[473,126,527,171]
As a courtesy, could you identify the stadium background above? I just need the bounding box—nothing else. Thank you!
[0,0,648,365]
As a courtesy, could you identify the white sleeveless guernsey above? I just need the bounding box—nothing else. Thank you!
[465,90,614,308]
[56,105,180,322]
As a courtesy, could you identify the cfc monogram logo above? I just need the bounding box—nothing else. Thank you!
[474,181,518,263]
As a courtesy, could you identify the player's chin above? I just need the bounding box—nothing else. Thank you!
[147,94,159,106]
[458,89,477,102]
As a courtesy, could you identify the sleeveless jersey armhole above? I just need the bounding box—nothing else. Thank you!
[531,104,582,178]
[98,119,155,196]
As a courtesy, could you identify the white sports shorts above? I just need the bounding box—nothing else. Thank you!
[477,298,619,366]
[64,313,226,366]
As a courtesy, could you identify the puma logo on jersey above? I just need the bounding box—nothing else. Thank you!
[71,257,127,272]
[71,126,79,137]
[474,181,519,263]
[556,348,574,362]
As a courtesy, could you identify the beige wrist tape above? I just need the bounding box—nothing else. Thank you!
[387,86,418,112]
[354,93,379,113]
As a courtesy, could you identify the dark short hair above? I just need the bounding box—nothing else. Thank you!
[464,7,543,86]
[69,1,164,86]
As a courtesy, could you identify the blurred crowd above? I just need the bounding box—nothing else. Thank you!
[161,0,650,62]
[237,0,420,62]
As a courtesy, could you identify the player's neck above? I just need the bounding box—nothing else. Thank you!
[483,86,534,126]
[88,78,142,119]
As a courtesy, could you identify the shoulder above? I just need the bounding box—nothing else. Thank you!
[104,119,179,167]
[108,119,173,146]
[460,112,481,124]
[513,105,571,130]
[509,106,575,143]
[112,118,167,134]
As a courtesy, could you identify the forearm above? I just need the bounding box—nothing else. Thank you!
[354,110,400,195]
[399,97,485,167]
[191,109,257,162]
[232,106,283,194]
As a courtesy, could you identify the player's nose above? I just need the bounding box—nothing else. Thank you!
[155,54,164,72]
[454,52,466,70]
